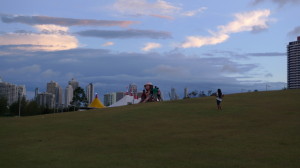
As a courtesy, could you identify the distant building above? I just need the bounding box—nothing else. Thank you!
[0,77,26,105]
[86,83,94,104]
[36,92,55,108]
[104,93,116,106]
[116,92,125,101]
[65,85,73,107]
[47,81,63,107]
[35,88,39,100]
[68,78,79,91]
[184,88,188,98]
[169,88,179,100]
[287,36,300,89]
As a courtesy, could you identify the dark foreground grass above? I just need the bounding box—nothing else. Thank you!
[0,90,299,168]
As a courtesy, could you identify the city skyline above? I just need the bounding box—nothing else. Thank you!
[1,0,300,98]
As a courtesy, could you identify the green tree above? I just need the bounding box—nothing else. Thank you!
[9,97,27,116]
[25,100,41,116]
[0,96,9,116]
[71,87,88,108]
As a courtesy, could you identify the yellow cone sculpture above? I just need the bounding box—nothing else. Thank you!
[88,94,105,108]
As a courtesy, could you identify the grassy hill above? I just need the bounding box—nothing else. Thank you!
[0,90,299,168]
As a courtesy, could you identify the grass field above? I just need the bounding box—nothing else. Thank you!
[0,90,300,168]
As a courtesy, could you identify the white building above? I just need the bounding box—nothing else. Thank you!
[104,92,116,106]
[36,92,55,109]
[86,83,94,104]
[65,85,73,107]
[68,78,79,91]
[0,77,26,105]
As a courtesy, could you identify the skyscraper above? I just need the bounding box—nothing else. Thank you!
[36,92,55,108]
[86,83,94,104]
[0,77,26,105]
[65,85,73,107]
[68,78,79,91]
[287,36,300,89]
[46,81,63,107]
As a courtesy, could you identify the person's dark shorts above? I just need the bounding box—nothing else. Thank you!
[216,100,221,105]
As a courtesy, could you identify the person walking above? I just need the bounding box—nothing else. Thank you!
[216,89,224,110]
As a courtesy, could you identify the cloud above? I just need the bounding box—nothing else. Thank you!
[111,0,180,19]
[1,14,137,27]
[0,32,78,51]
[58,58,79,63]
[41,69,60,78]
[142,42,161,51]
[144,64,189,77]
[76,29,172,39]
[1,47,283,99]
[181,7,207,16]
[181,9,271,48]
[253,0,300,6]
[0,23,78,51]
[288,26,300,37]
[34,24,69,33]
[5,64,41,74]
[265,73,273,77]
[102,41,115,47]
[181,34,229,48]
[246,52,285,57]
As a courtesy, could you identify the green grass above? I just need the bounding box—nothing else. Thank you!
[1,90,300,168]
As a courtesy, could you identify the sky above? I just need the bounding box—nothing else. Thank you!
[0,0,299,99]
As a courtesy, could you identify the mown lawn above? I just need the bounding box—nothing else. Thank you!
[0,90,299,168]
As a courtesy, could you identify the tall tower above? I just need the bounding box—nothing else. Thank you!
[184,88,188,98]
[68,78,79,91]
[287,36,300,89]
[47,81,63,107]
[65,85,73,107]
[86,83,94,104]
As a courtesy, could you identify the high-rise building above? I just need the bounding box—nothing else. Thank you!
[184,88,188,98]
[65,85,73,107]
[287,36,300,89]
[169,88,179,100]
[36,92,55,108]
[0,77,26,105]
[35,88,39,100]
[104,93,116,106]
[86,83,94,104]
[116,92,125,101]
[46,81,63,107]
[68,78,79,91]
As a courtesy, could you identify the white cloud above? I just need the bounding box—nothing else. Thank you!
[218,9,271,34]
[102,41,115,47]
[0,33,78,51]
[181,7,207,16]
[181,34,229,48]
[34,24,69,33]
[142,42,162,51]
[112,0,180,18]
[181,9,271,48]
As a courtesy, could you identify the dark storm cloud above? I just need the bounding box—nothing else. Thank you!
[76,29,172,39]
[253,0,300,5]
[288,26,300,37]
[0,14,137,27]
